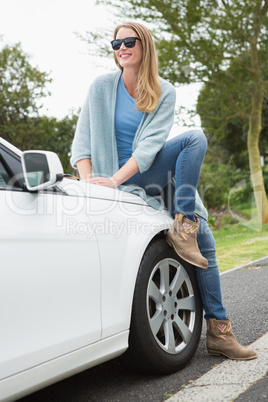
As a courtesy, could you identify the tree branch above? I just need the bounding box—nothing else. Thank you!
[201,109,250,122]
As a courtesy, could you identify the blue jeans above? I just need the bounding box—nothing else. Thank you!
[125,130,207,221]
[124,130,227,320]
[196,217,227,320]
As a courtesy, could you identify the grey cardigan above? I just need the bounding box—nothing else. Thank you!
[70,71,208,219]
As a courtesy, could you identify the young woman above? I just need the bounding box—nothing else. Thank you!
[71,21,256,360]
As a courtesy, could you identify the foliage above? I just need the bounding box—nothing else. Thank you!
[0,42,78,172]
[198,162,249,209]
[28,112,79,172]
[196,55,268,169]
[207,210,238,231]
[0,42,52,150]
[197,157,268,227]
[76,28,113,59]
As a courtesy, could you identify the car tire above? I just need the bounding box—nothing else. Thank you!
[126,236,203,374]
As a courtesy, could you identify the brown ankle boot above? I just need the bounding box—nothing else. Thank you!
[166,213,208,269]
[206,318,257,360]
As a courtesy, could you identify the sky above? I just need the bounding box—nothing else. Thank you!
[0,0,201,131]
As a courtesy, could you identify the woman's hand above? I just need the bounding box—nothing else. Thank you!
[89,176,118,188]
[81,157,139,188]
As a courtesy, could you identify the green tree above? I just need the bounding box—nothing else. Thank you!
[0,42,51,150]
[0,42,78,172]
[94,0,268,223]
[31,112,79,172]
[196,54,268,170]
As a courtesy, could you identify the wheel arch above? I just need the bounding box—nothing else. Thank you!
[124,228,170,325]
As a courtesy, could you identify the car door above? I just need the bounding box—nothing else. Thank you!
[0,148,101,380]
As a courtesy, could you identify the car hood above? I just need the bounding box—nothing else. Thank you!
[58,178,152,207]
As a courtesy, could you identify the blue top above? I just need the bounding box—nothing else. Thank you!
[115,75,144,166]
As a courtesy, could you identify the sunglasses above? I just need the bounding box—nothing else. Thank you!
[110,37,141,51]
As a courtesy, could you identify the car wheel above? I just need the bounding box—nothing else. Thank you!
[127,236,203,374]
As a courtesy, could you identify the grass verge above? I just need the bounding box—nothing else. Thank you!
[212,222,268,272]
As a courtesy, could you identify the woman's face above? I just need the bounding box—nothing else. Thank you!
[114,27,143,71]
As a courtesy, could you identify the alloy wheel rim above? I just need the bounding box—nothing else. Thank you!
[146,258,196,354]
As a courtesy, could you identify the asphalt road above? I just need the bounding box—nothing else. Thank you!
[236,373,267,401]
[19,263,268,402]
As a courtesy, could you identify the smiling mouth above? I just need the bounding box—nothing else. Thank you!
[120,54,131,58]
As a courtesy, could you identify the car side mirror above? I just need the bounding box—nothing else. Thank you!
[21,150,64,191]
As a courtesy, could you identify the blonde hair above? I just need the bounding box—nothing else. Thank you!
[113,22,161,113]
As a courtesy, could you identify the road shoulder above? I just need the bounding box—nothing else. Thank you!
[167,331,268,402]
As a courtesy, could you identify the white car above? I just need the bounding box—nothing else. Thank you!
[0,137,202,401]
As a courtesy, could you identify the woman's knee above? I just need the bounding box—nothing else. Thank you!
[190,129,207,152]
[168,129,207,157]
